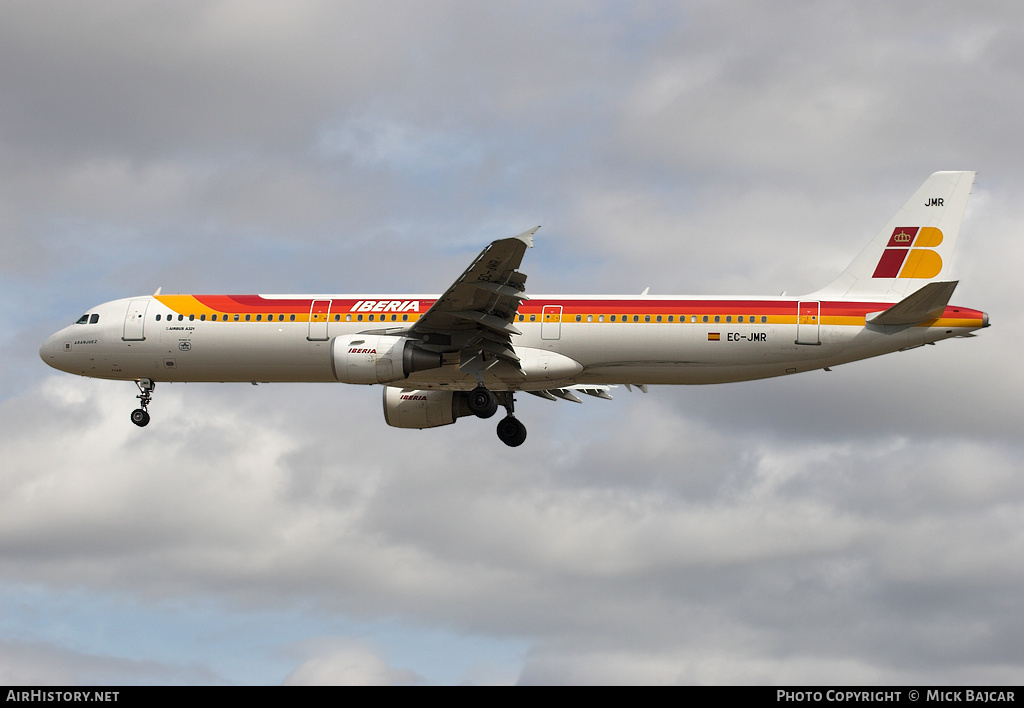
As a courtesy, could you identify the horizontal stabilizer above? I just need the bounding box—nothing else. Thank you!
[868,280,958,326]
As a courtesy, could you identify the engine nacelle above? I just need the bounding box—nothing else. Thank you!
[382,387,473,429]
[331,335,443,384]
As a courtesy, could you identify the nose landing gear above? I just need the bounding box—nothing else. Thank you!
[131,378,154,427]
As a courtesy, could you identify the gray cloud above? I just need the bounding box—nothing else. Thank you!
[2,0,1021,685]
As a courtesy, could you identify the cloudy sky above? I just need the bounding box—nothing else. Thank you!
[3,0,1023,685]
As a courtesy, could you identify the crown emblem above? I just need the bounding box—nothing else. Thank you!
[892,230,913,243]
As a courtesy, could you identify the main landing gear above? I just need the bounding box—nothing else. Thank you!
[496,415,527,447]
[131,378,155,427]
[468,385,527,447]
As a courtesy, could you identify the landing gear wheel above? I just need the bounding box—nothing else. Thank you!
[132,378,155,428]
[467,386,499,419]
[496,416,527,447]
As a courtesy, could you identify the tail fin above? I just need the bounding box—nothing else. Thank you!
[812,171,975,300]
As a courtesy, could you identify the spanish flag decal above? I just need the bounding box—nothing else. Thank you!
[708,332,721,341]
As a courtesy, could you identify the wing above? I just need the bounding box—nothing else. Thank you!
[409,227,538,381]
[526,384,616,403]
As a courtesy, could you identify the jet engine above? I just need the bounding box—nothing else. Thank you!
[382,387,473,429]
[331,334,443,384]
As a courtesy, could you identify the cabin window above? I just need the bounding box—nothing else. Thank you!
[357,314,363,321]
[155,314,161,321]
[726,315,732,323]
[244,314,250,321]
[233,314,240,322]
[391,314,397,321]
[633,315,639,322]
[644,315,651,322]
[403,314,408,321]
[200,314,206,321]
[289,315,295,322]
[189,314,195,321]
[575,315,581,322]
[598,315,605,322]
[587,314,593,322]
[656,315,662,322]
[610,315,616,322]
[346,314,352,322]
[702,316,709,323]
[530,315,536,322]
[761,316,767,323]
[667,315,673,322]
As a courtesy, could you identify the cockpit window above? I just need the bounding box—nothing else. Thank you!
[89,314,99,324]
[76,314,89,324]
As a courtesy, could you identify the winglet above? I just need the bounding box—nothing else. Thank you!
[514,226,540,249]
[153,287,162,296]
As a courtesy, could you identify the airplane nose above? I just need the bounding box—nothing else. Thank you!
[39,333,59,368]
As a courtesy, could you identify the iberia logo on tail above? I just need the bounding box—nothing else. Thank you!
[872,227,944,278]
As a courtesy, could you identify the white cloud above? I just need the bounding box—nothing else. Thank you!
[282,639,420,686]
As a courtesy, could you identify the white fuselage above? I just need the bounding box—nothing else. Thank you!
[39,293,987,390]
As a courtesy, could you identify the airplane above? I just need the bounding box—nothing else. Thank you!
[40,171,988,447]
